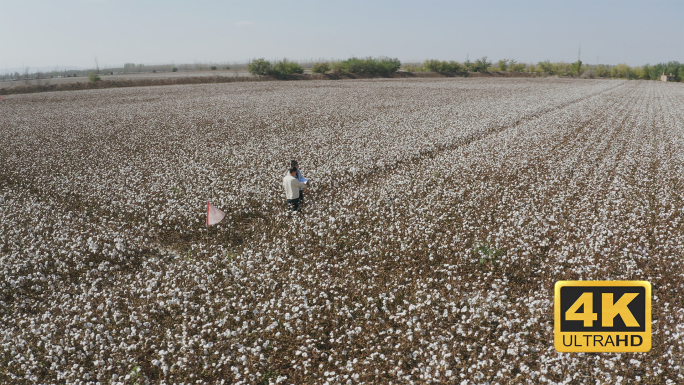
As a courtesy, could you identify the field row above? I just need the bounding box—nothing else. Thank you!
[1,79,683,384]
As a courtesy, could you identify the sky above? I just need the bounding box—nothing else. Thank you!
[1,0,682,72]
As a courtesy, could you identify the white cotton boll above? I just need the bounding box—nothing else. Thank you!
[3,79,676,383]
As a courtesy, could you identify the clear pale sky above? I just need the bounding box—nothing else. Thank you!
[1,0,682,71]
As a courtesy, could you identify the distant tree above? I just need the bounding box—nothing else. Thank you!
[271,59,304,76]
[403,64,417,72]
[658,61,684,82]
[88,72,101,82]
[423,59,461,73]
[289,61,305,74]
[331,57,400,75]
[443,61,462,72]
[497,59,508,71]
[570,60,583,77]
[594,64,609,78]
[172,67,178,72]
[210,66,217,70]
[510,61,526,72]
[537,60,553,74]
[330,61,344,74]
[248,58,272,76]
[632,66,647,80]
[424,59,443,72]
[374,57,401,74]
[553,62,571,76]
[612,63,631,78]
[312,62,330,74]
[641,64,654,80]
[339,57,364,73]
[473,56,492,72]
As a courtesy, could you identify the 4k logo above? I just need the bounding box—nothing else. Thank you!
[554,281,651,352]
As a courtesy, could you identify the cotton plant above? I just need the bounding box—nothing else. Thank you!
[1,79,683,384]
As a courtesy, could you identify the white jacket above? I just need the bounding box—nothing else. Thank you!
[283,174,306,199]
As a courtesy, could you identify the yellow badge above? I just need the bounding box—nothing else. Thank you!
[554,281,651,352]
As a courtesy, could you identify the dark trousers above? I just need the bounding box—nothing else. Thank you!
[299,190,304,203]
[286,198,301,211]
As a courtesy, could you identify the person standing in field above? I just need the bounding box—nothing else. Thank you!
[290,160,310,203]
[283,166,307,211]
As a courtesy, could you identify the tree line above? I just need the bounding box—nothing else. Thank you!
[4,57,682,83]
[246,57,683,82]
[405,58,683,81]
[248,57,401,77]
[530,60,683,81]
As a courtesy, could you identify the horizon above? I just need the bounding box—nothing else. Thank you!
[1,0,682,72]
[3,59,678,77]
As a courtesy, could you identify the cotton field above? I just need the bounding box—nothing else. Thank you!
[1,78,683,384]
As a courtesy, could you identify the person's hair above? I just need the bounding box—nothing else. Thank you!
[289,167,298,174]
[290,160,298,168]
